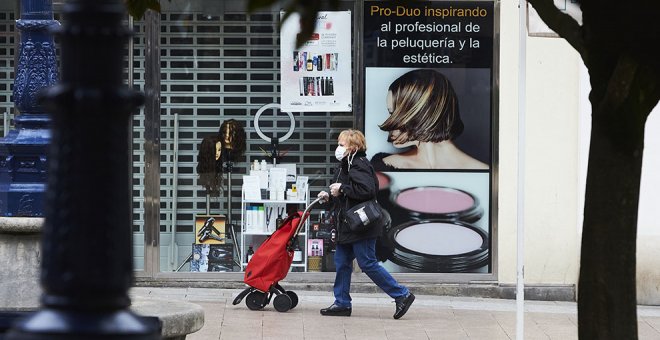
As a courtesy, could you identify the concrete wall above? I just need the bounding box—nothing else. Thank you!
[497,1,580,287]
[498,0,660,305]
[0,218,43,309]
[632,104,660,305]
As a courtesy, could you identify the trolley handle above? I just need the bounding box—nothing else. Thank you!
[289,196,326,247]
[295,196,325,234]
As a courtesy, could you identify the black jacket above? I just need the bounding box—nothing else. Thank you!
[325,151,383,244]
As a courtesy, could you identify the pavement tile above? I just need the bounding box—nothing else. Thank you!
[496,323,551,340]
[540,323,577,338]
[463,327,512,339]
[453,312,501,329]
[304,336,347,340]
[261,328,305,337]
[514,334,550,340]
[344,329,387,338]
[643,316,660,331]
[545,331,578,340]
[346,336,383,340]
[638,320,660,339]
[425,328,469,340]
[219,332,252,340]
[536,321,577,335]
[421,320,464,332]
[303,328,346,337]
[384,329,430,340]
[528,312,576,325]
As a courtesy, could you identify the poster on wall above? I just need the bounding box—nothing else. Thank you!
[280,10,352,112]
[363,0,495,273]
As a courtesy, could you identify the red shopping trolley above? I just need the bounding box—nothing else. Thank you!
[232,197,323,312]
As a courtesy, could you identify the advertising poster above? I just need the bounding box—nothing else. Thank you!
[280,11,352,112]
[194,215,226,245]
[363,1,494,273]
[190,244,234,272]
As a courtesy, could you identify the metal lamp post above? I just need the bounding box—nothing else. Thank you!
[0,0,58,217]
[7,0,160,338]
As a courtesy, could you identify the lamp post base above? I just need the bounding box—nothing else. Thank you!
[6,309,160,340]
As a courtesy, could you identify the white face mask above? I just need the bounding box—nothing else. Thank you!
[334,145,347,161]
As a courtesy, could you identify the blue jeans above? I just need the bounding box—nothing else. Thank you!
[333,238,409,308]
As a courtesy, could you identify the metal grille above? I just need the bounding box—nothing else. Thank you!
[0,11,16,135]
[131,8,354,271]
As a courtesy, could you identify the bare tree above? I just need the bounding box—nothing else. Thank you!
[528,0,659,338]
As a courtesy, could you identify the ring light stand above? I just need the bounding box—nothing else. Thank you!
[254,103,295,165]
[219,119,246,270]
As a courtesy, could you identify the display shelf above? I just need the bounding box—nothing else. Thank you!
[240,186,310,272]
[243,198,307,204]
[243,231,307,236]
[242,262,306,267]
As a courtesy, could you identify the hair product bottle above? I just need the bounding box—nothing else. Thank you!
[306,53,313,71]
[246,245,254,262]
[293,51,298,71]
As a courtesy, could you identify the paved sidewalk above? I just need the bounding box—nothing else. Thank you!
[130,287,660,340]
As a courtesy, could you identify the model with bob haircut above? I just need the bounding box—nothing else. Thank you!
[371,69,488,170]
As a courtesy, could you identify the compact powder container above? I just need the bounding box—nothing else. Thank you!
[392,186,483,223]
[375,172,391,191]
[386,220,489,272]
[375,172,396,223]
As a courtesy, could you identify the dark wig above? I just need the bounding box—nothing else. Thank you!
[196,135,222,195]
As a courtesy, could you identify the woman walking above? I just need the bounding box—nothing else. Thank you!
[318,129,415,319]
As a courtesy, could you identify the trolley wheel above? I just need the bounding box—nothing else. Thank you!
[286,291,299,309]
[246,291,267,311]
[273,293,292,312]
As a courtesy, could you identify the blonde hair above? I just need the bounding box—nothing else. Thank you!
[379,69,464,143]
[338,129,367,152]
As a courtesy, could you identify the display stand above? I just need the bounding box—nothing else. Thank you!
[242,104,306,270]
[176,156,241,272]
[174,194,212,272]
[240,189,310,272]
[223,155,242,268]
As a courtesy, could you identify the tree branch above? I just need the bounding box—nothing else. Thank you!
[527,0,586,58]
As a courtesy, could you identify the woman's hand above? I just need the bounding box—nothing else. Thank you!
[329,183,342,197]
[317,191,330,201]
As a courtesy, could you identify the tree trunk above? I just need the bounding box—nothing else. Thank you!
[579,115,642,339]
[577,60,654,339]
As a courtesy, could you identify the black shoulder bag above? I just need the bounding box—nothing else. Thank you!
[343,158,383,232]
[345,199,382,232]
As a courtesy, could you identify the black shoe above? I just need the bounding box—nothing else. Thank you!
[393,293,415,319]
[320,303,351,316]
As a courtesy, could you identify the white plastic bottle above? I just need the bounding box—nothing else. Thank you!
[293,242,303,262]
[250,206,257,232]
[245,206,251,231]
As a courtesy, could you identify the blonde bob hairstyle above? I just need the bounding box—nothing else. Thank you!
[338,129,367,153]
[379,69,464,143]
